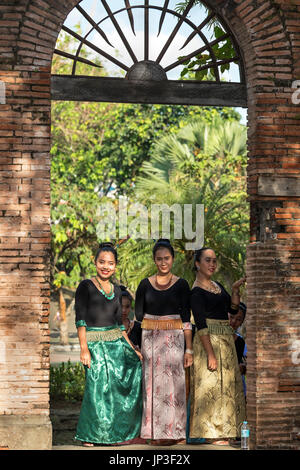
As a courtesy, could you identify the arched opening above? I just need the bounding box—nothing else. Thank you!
[49,0,249,449]
[51,0,246,105]
[1,0,299,451]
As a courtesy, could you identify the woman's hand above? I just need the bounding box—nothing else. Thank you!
[184,352,193,368]
[232,277,246,293]
[80,347,91,368]
[207,353,217,372]
[135,349,143,362]
[121,331,143,361]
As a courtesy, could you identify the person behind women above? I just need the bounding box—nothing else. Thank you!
[120,285,142,350]
[229,302,247,397]
[189,247,246,446]
[135,239,193,445]
[74,242,143,446]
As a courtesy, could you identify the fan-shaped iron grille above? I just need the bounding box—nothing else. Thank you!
[53,0,245,83]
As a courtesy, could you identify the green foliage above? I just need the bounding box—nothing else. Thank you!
[118,116,249,292]
[51,103,240,291]
[50,361,85,402]
[50,185,102,288]
[175,0,206,15]
[50,27,244,293]
[175,1,238,81]
[51,100,241,197]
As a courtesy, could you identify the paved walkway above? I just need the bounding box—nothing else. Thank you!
[50,346,80,365]
[52,442,238,450]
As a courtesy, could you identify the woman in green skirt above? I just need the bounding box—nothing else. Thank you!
[74,243,143,446]
[189,247,246,446]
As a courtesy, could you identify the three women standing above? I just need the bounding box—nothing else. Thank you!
[74,241,246,446]
[74,243,142,446]
[135,239,193,444]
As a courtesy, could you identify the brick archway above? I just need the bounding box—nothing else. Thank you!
[0,1,299,449]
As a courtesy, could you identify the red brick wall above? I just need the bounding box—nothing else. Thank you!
[220,0,300,449]
[0,4,53,437]
[0,0,299,449]
[0,0,74,448]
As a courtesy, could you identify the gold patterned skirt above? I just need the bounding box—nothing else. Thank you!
[189,319,246,439]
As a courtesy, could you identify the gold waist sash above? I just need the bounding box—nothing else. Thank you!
[207,319,234,335]
[141,317,183,330]
[86,328,123,342]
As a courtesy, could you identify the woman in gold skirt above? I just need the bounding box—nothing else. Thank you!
[189,247,246,446]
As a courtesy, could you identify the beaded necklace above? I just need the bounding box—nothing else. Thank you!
[94,276,115,300]
[155,274,173,290]
[195,279,221,294]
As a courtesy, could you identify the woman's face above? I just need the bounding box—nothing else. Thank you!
[154,248,174,275]
[195,249,217,278]
[95,250,116,280]
[229,309,245,331]
[122,296,131,319]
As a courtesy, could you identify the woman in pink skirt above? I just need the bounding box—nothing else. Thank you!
[135,239,193,445]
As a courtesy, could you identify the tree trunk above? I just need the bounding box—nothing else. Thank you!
[59,287,69,345]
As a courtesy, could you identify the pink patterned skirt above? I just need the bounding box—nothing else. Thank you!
[140,314,187,440]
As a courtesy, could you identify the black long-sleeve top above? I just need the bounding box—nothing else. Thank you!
[135,277,191,322]
[75,279,124,328]
[191,281,238,331]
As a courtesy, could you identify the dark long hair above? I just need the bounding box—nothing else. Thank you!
[152,238,175,259]
[120,285,133,303]
[94,242,118,263]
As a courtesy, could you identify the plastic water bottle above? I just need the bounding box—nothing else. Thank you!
[241,421,250,450]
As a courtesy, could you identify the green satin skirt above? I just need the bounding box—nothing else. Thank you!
[75,325,143,444]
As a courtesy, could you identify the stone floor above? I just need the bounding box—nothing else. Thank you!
[50,400,240,451]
